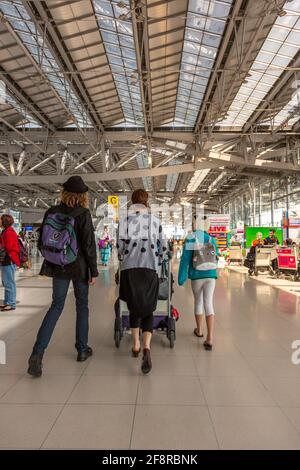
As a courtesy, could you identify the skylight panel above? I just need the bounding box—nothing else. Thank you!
[172,0,233,127]
[93,0,143,126]
[136,151,153,191]
[0,87,40,127]
[187,168,210,192]
[0,0,91,128]
[218,0,300,128]
[271,89,300,127]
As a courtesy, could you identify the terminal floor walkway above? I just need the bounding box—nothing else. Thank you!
[0,261,300,450]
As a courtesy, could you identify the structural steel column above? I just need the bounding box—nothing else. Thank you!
[258,185,262,226]
[270,180,274,226]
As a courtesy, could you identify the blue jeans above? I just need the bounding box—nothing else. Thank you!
[0,264,17,309]
[33,278,90,354]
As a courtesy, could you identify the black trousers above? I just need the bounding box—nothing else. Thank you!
[129,312,153,333]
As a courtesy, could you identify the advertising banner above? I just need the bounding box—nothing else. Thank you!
[208,215,230,232]
[208,215,230,249]
[276,247,297,270]
[245,226,283,248]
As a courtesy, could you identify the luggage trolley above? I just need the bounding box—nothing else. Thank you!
[229,243,243,266]
[275,246,300,281]
[252,245,276,276]
[114,258,176,348]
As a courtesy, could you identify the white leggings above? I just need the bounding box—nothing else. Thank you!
[191,278,216,316]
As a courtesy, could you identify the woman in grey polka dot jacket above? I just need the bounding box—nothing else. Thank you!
[117,189,169,374]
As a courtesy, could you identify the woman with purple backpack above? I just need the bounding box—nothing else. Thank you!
[27,176,98,378]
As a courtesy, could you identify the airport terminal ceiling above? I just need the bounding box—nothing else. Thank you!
[0,0,300,213]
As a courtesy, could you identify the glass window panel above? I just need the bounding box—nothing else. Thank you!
[178,79,192,89]
[185,28,204,43]
[202,31,221,47]
[205,18,226,35]
[263,39,281,54]
[117,21,133,35]
[121,47,136,59]
[187,15,206,31]
[183,41,200,54]
[276,14,298,29]
[0,3,18,15]
[278,43,299,57]
[123,58,137,69]
[287,31,300,45]
[271,55,291,67]
[199,44,217,59]
[105,43,121,55]
[98,17,116,31]
[101,31,119,43]
[108,54,123,66]
[192,79,208,90]
[189,0,210,15]
[182,52,197,65]
[181,72,194,83]
[94,0,114,16]
[114,74,127,83]
[193,67,211,78]
[190,90,204,100]
[256,51,274,65]
[208,1,231,19]
[196,56,214,68]
[119,35,134,48]
[269,26,290,42]
[178,87,191,97]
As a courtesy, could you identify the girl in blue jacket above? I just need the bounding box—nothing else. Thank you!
[178,219,218,350]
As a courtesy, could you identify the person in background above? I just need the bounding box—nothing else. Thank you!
[264,229,278,246]
[264,229,279,272]
[27,176,98,378]
[117,189,169,374]
[178,215,218,351]
[252,232,264,247]
[98,226,111,266]
[19,228,26,242]
[0,214,20,311]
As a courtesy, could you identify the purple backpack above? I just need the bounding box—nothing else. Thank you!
[40,209,83,266]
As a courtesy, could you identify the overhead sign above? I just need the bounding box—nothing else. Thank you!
[108,195,119,206]
[108,195,119,221]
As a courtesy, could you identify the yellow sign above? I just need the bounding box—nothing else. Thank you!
[108,195,119,206]
[108,195,119,222]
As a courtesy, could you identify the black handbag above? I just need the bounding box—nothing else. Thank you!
[158,261,169,301]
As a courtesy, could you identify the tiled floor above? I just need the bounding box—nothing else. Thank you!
[1,260,300,449]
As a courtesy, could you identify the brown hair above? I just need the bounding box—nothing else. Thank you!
[131,189,149,206]
[1,214,14,228]
[60,189,89,209]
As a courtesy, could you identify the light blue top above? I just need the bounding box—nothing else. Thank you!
[178,230,218,285]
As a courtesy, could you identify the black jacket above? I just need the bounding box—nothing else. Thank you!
[39,204,98,280]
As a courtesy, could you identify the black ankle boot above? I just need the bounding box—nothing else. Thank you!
[141,348,152,374]
[27,352,43,378]
[77,346,93,362]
